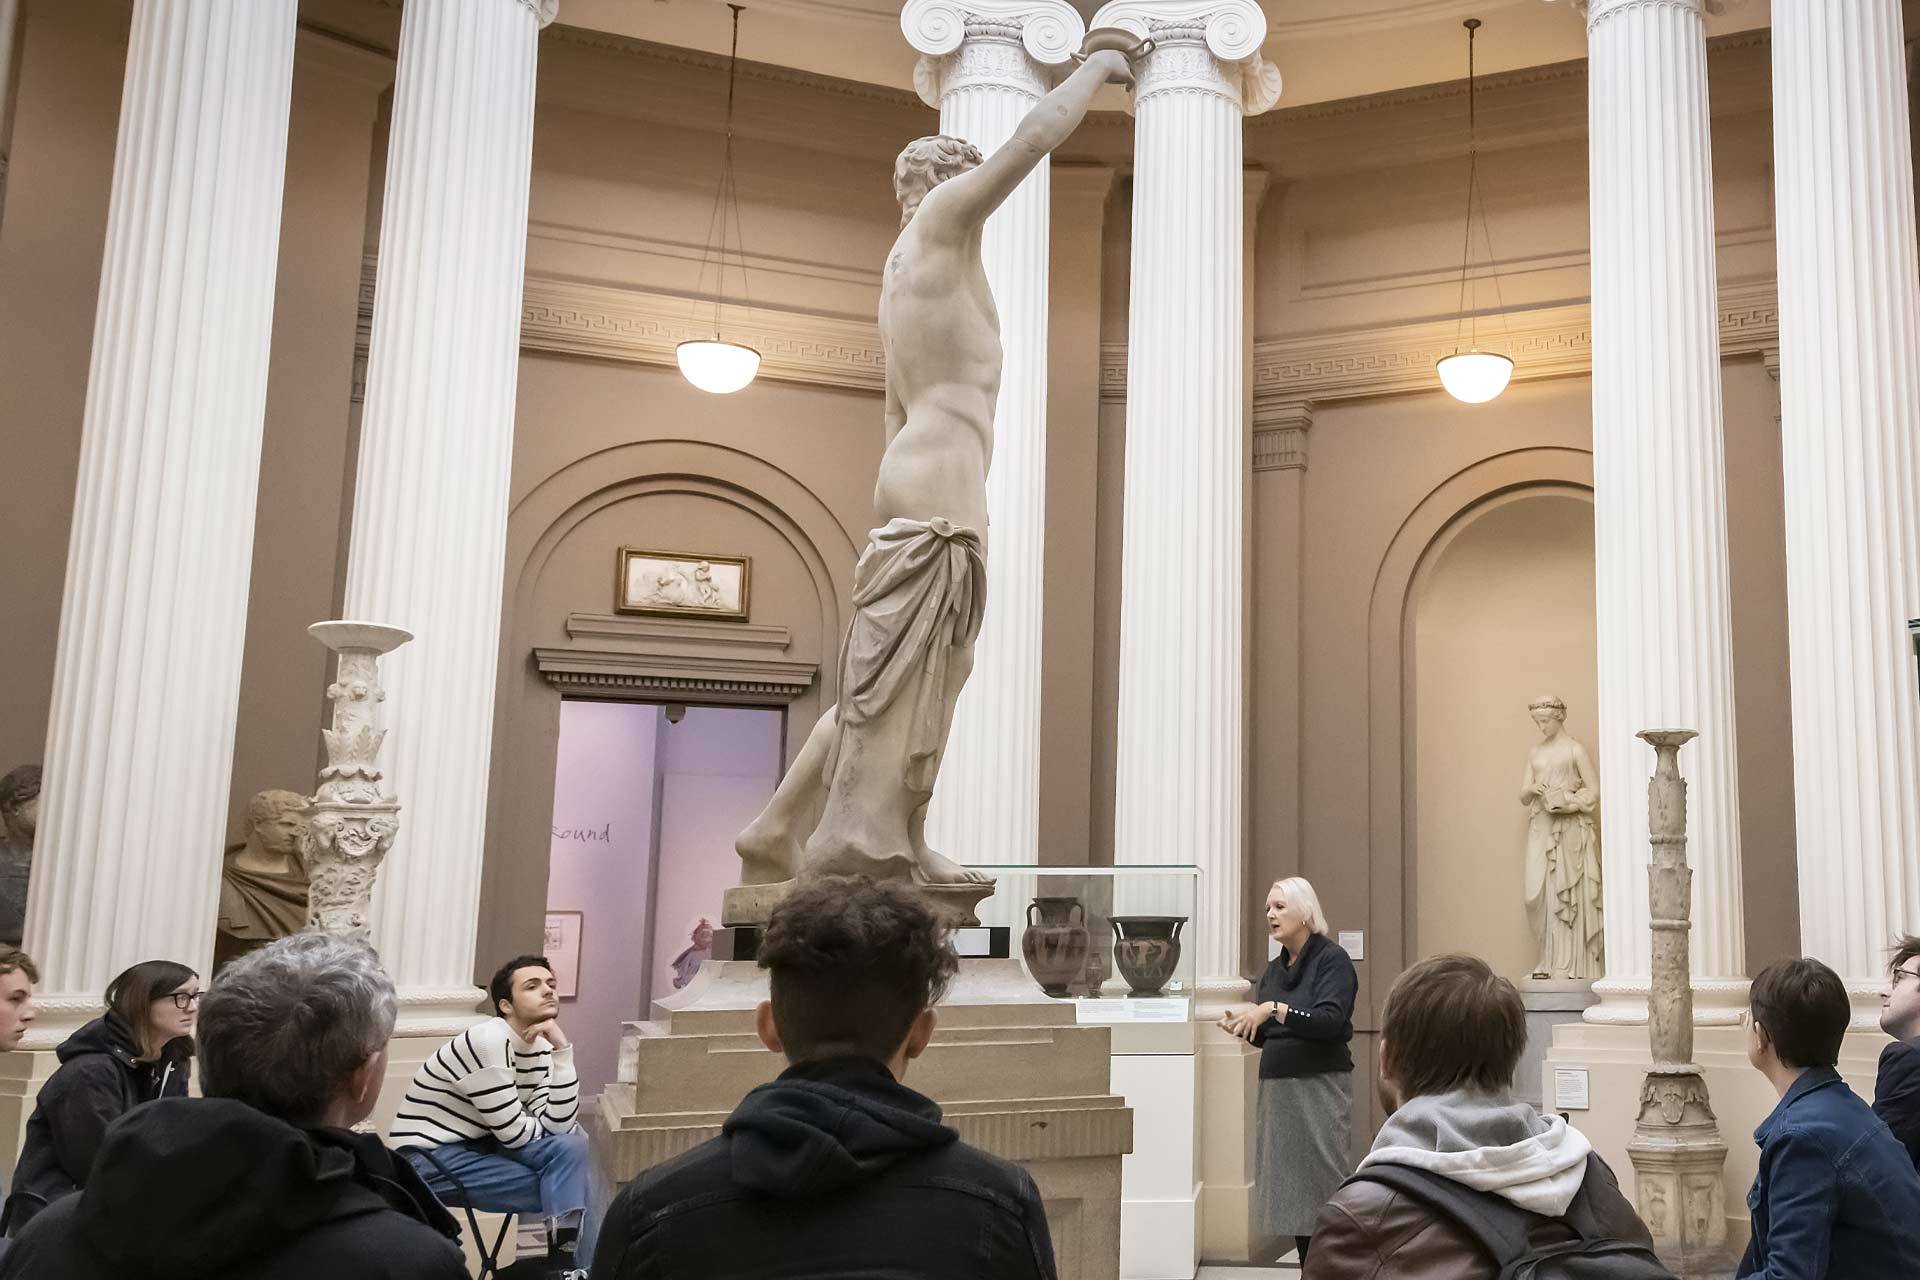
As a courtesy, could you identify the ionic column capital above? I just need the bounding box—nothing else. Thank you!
[517,0,559,28]
[903,0,1086,108]
[1546,0,1725,29]
[1090,0,1279,114]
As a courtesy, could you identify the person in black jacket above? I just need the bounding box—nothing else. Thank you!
[1219,876,1358,1266]
[0,931,466,1280]
[592,875,1058,1280]
[7,958,196,1227]
[1875,933,1920,1169]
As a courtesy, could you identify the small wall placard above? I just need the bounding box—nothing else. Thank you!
[615,547,750,621]
[1553,1067,1591,1111]
[543,911,583,1000]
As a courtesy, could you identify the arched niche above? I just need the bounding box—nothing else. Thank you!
[1363,447,1595,1010]
[477,438,860,965]
[1408,489,1598,976]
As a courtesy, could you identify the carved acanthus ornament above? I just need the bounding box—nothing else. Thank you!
[1092,0,1280,113]
[301,622,413,938]
[902,1,1085,108]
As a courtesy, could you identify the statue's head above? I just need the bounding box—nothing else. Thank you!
[692,917,715,948]
[247,789,310,859]
[0,766,41,842]
[1528,695,1567,734]
[894,134,983,227]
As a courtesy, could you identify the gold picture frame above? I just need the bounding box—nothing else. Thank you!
[614,548,751,622]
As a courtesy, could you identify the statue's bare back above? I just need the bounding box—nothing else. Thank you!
[874,211,1001,535]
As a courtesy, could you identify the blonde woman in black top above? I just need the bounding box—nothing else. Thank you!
[1218,877,1358,1266]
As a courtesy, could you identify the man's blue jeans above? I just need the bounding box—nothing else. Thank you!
[405,1130,596,1262]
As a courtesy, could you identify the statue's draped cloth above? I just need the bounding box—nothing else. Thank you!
[1523,755,1604,980]
[218,849,309,941]
[825,517,986,792]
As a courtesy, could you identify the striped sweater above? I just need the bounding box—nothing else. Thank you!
[390,1017,581,1151]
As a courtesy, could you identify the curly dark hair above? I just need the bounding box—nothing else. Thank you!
[758,875,959,1064]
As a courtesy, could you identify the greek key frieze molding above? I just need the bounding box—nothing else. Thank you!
[1098,278,1779,407]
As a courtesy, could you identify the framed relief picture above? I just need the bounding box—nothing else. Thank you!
[543,911,583,1000]
[615,548,750,622]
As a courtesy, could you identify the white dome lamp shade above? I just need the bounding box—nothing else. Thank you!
[1436,350,1514,404]
[681,5,761,395]
[1438,18,1514,406]
[676,339,761,394]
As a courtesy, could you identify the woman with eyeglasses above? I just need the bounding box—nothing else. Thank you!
[5,961,198,1231]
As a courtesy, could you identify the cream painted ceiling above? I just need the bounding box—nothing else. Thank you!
[559,0,1773,107]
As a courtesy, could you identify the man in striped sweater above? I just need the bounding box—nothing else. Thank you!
[392,954,593,1266]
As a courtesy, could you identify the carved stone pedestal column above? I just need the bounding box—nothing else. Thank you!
[1626,730,1736,1278]
[302,622,411,938]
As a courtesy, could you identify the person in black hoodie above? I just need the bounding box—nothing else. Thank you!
[0,931,465,1279]
[592,874,1057,1280]
[6,958,196,1228]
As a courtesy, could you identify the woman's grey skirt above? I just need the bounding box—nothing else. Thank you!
[1254,1071,1356,1238]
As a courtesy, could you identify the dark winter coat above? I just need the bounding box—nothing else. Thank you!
[1872,1038,1920,1171]
[1254,932,1358,1078]
[0,1097,466,1280]
[7,1015,191,1223]
[592,1055,1057,1280]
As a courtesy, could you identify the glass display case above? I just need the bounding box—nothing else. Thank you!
[963,864,1200,1016]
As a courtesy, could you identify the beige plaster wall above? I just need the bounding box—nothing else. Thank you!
[1412,493,1599,978]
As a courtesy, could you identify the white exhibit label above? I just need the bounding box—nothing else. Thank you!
[1075,997,1190,1024]
[1338,930,1365,960]
[950,927,997,957]
[1554,1067,1591,1111]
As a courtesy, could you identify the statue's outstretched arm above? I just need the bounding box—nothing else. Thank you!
[925,52,1130,235]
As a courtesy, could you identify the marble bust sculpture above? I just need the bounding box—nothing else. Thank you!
[0,765,41,947]
[1521,696,1605,981]
[214,788,311,970]
[733,44,1135,902]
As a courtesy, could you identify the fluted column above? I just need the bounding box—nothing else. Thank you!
[1581,0,1747,1024]
[22,0,299,1027]
[1772,0,1920,1016]
[1093,0,1280,998]
[346,0,553,1029]
[905,0,1083,866]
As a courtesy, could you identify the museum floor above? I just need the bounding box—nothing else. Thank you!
[1197,1262,1300,1277]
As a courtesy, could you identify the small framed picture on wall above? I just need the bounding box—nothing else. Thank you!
[543,911,583,1000]
[615,548,750,621]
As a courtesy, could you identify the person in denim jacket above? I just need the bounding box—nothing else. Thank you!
[1738,957,1920,1279]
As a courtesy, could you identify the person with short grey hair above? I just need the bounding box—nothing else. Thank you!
[0,932,467,1280]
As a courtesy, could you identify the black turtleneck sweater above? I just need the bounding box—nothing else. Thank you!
[1253,932,1357,1078]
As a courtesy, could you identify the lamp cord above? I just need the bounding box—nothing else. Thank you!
[694,6,753,342]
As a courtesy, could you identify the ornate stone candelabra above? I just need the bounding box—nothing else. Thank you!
[302,621,412,938]
[1626,729,1735,1278]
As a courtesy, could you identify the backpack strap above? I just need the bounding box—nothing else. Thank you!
[1346,1162,1541,1267]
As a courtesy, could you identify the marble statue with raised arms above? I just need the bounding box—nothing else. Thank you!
[736,44,1134,896]
[1521,695,1605,980]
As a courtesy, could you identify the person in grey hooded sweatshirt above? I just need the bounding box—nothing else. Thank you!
[1305,953,1654,1279]
[591,874,1056,1280]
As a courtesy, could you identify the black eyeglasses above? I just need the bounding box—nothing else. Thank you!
[164,991,201,1011]
[1891,965,1920,987]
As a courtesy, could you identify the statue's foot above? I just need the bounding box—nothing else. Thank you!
[736,815,803,886]
[910,841,994,886]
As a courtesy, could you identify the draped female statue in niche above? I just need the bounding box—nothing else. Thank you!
[1521,695,1604,980]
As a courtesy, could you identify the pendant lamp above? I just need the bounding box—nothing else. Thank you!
[677,5,761,394]
[1436,18,1513,405]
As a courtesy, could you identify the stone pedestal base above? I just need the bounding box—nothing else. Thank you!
[1627,1067,1737,1278]
[1517,979,1598,1111]
[595,958,1132,1280]
[723,877,997,927]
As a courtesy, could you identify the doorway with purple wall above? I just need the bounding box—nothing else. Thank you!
[544,699,782,1099]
